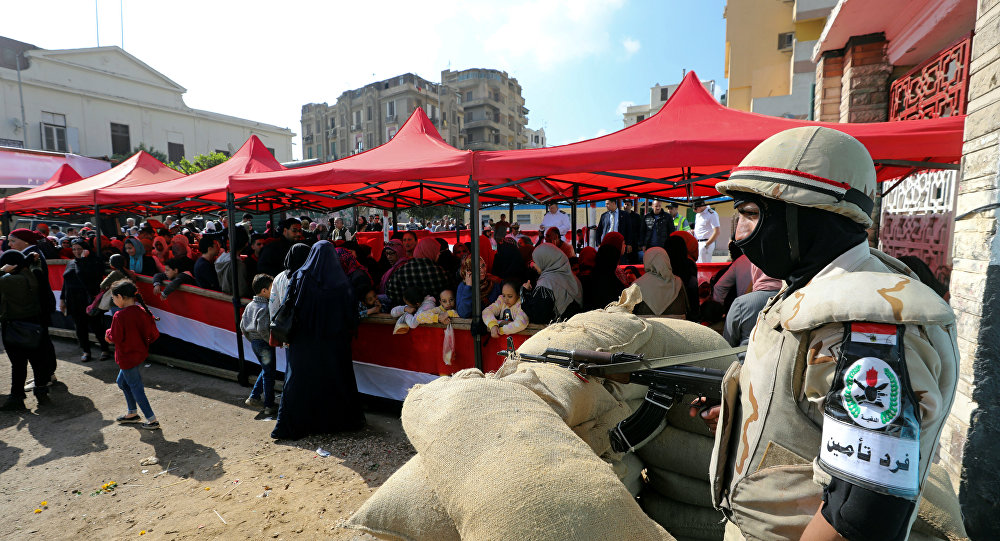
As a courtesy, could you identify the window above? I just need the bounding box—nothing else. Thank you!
[329,117,336,129]
[307,146,313,159]
[367,133,373,150]
[266,147,275,156]
[516,214,531,224]
[353,110,361,128]
[660,87,670,101]
[315,120,321,134]
[778,32,794,51]
[41,112,68,152]
[330,141,337,159]
[167,142,185,163]
[387,100,395,118]
[304,123,312,136]
[636,115,645,122]
[110,122,130,155]
[465,91,473,101]
[367,106,373,121]
[214,149,231,157]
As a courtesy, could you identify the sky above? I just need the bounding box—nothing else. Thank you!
[4,0,727,160]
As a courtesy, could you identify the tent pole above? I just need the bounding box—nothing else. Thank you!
[227,192,249,387]
[571,186,579,249]
[508,202,514,232]
[93,204,102,256]
[392,199,398,235]
[352,205,359,235]
[469,176,483,371]
[268,203,274,236]
[2,211,10,237]
[586,203,592,247]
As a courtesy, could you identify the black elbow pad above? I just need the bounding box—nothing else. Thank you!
[821,476,916,541]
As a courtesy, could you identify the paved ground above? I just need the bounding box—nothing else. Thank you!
[0,337,412,539]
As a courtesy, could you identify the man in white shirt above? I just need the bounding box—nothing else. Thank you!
[539,203,571,240]
[693,199,720,263]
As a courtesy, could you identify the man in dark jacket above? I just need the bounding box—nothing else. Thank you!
[621,199,643,263]
[257,218,303,277]
[7,229,58,393]
[640,199,675,252]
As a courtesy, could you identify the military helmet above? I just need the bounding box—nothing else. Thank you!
[716,126,877,227]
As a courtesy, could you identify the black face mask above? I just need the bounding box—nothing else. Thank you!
[734,194,868,293]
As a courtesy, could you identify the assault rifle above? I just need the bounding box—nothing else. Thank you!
[499,338,744,453]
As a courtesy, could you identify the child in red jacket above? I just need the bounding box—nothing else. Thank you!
[105,279,161,430]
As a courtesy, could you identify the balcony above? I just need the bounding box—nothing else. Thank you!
[385,114,397,124]
[302,134,314,144]
[463,117,502,130]
[326,128,337,138]
[351,123,363,132]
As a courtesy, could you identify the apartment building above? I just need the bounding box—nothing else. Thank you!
[441,68,528,151]
[724,0,836,118]
[622,79,717,127]
[300,73,464,162]
[523,126,546,148]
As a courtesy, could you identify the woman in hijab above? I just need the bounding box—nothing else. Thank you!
[269,243,310,321]
[377,239,410,294]
[633,247,689,318]
[58,237,75,259]
[124,237,158,275]
[61,239,110,362]
[478,235,496,272]
[152,235,171,264]
[491,242,529,284]
[666,235,700,321]
[385,238,450,306]
[456,255,503,318]
[336,247,372,302]
[521,243,583,324]
[576,246,598,279]
[271,241,364,440]
[582,244,628,311]
[434,238,461,288]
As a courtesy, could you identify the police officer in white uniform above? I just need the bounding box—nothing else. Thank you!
[698,127,958,541]
[693,199,720,263]
[539,202,571,240]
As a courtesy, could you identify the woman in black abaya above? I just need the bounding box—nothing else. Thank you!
[271,240,365,440]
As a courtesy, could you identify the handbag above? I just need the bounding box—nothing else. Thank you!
[3,319,42,349]
[87,290,110,316]
[269,294,296,344]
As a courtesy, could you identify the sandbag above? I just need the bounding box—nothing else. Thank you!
[503,360,631,459]
[637,425,715,478]
[344,454,460,541]
[619,451,646,498]
[646,467,714,509]
[641,491,725,541]
[402,375,673,541]
[911,463,969,541]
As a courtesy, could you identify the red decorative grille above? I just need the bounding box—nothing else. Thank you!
[880,212,954,286]
[889,35,971,121]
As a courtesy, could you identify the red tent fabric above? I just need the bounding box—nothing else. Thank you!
[6,151,184,214]
[473,70,965,200]
[228,108,473,211]
[96,135,284,212]
[2,164,83,212]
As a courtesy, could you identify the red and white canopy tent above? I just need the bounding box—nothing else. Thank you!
[227,108,478,214]
[472,70,964,203]
[92,135,285,214]
[1,164,84,212]
[4,150,185,215]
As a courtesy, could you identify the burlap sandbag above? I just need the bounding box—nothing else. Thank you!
[646,466,714,509]
[402,375,673,540]
[911,463,969,541]
[619,451,646,497]
[641,491,725,541]
[638,425,715,477]
[344,454,460,541]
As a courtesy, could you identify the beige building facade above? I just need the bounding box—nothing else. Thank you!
[622,79,717,127]
[0,37,293,162]
[442,68,528,151]
[300,73,464,162]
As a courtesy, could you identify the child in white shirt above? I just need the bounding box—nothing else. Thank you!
[483,281,529,337]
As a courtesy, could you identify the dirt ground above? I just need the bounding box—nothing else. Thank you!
[0,337,414,540]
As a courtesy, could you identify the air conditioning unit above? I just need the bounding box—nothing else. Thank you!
[778,32,794,52]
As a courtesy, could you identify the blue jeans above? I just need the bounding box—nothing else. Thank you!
[249,339,277,408]
[117,366,155,419]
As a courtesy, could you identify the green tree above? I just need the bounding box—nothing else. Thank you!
[167,152,229,174]
[110,142,168,165]
[405,204,464,222]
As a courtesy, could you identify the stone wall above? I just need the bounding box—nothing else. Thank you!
[953,0,1000,538]
[814,52,843,121]
[840,36,892,123]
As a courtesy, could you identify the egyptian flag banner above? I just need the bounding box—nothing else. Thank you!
[851,322,898,346]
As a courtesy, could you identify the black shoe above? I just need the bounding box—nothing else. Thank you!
[0,398,27,412]
[99,350,112,361]
[35,394,52,406]
[140,420,161,430]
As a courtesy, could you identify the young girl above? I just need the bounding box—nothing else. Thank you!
[483,281,529,337]
[416,289,460,325]
[390,286,429,333]
[105,279,161,430]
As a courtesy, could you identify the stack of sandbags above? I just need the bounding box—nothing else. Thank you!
[346,286,736,540]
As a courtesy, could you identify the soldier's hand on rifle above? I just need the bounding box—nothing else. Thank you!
[690,397,721,434]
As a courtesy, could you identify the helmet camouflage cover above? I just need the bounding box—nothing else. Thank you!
[716,126,877,227]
